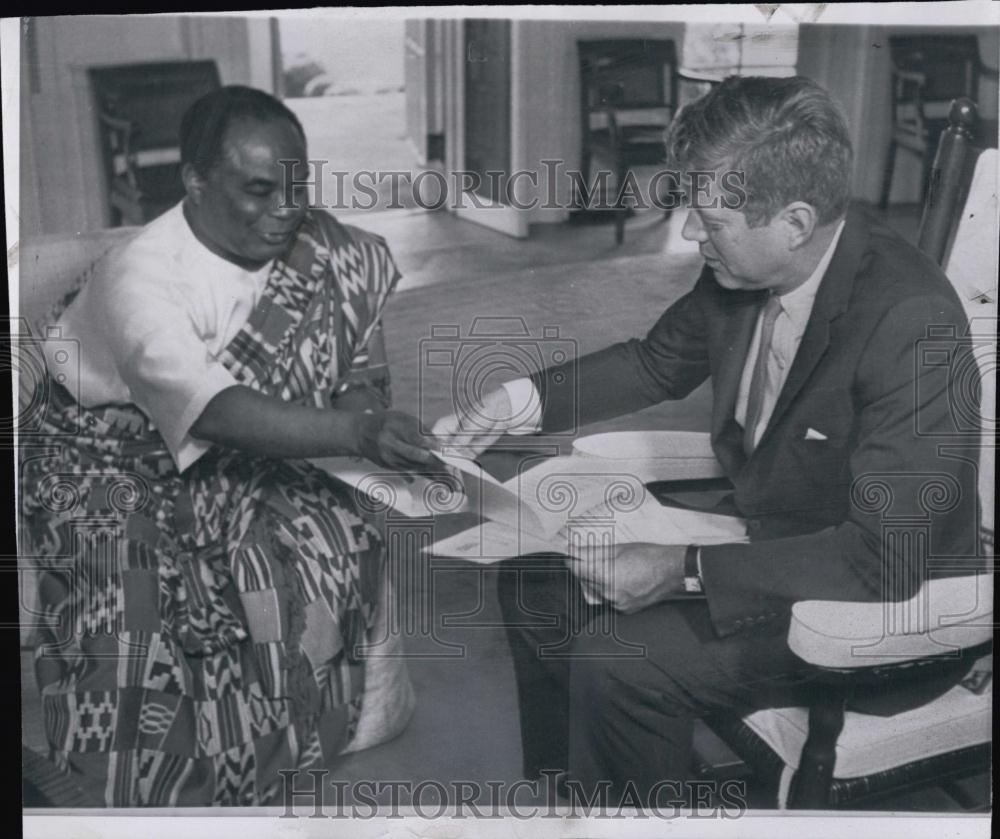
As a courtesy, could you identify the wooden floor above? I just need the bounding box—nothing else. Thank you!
[21,201,990,812]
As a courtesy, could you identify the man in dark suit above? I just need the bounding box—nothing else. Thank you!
[432,76,981,802]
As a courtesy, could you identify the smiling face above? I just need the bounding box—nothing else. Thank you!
[183,116,310,270]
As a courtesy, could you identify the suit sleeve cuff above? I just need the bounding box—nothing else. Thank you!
[501,378,542,435]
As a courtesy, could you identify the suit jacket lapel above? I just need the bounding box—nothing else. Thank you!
[711,291,764,441]
[755,208,870,449]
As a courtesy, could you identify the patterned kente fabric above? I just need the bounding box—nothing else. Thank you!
[20,210,401,806]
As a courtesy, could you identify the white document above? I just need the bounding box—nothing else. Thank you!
[315,449,747,566]
[312,456,468,519]
[434,452,544,535]
[428,456,747,563]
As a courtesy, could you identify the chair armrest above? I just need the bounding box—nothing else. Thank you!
[788,573,993,668]
[98,111,134,133]
[677,66,725,84]
[893,68,927,85]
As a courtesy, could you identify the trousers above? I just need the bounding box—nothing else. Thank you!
[496,556,823,802]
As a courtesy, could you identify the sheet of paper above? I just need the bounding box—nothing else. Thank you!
[426,520,555,563]
[434,452,545,535]
[428,489,747,562]
[501,452,725,534]
[312,456,467,519]
[556,496,746,556]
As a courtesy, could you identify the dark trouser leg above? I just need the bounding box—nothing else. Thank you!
[497,556,607,779]
[568,599,820,804]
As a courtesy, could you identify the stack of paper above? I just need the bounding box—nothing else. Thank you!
[313,433,746,569]
[426,450,746,563]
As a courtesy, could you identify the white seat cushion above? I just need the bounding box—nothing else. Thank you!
[744,682,992,778]
[788,573,994,668]
[17,228,140,328]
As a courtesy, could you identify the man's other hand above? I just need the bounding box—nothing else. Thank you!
[568,543,687,613]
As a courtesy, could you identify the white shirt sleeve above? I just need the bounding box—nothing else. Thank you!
[501,377,543,435]
[100,251,240,472]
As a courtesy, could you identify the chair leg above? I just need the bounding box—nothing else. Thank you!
[579,149,593,211]
[880,140,898,211]
[615,210,626,245]
[787,692,846,809]
[614,159,626,245]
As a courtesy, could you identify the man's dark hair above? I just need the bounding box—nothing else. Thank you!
[179,85,306,177]
[665,75,853,227]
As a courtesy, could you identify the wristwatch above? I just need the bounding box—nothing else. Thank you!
[683,544,704,594]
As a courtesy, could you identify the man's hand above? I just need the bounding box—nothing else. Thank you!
[329,383,389,414]
[354,410,437,470]
[568,543,687,613]
[431,386,515,456]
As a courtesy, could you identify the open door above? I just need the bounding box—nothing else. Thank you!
[463,19,511,205]
[439,18,526,237]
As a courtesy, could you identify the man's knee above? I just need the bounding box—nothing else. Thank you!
[570,603,710,713]
[570,617,650,716]
[571,653,620,715]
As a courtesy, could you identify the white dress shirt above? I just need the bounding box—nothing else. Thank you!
[502,220,846,444]
[734,220,845,448]
[44,202,274,472]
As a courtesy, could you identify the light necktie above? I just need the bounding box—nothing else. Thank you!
[743,294,784,457]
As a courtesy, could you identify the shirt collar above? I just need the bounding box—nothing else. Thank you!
[775,218,846,333]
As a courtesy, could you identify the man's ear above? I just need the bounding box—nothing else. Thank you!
[181,163,208,204]
[779,202,818,250]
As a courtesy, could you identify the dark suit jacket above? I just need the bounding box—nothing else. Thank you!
[531,208,983,638]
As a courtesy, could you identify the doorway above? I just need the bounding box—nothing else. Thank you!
[275,15,417,214]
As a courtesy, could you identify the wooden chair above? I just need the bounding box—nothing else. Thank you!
[879,35,997,210]
[88,60,221,226]
[702,98,995,810]
[576,39,678,245]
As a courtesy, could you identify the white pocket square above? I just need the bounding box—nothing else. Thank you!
[805,428,828,441]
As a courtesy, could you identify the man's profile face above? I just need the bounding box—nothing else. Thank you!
[680,174,790,292]
[187,116,310,269]
[682,204,789,292]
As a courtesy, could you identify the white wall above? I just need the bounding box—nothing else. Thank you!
[416,18,801,235]
[798,24,999,205]
[280,17,404,95]
[513,20,799,227]
[20,15,275,237]
[514,19,686,226]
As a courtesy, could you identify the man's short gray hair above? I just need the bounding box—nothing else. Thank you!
[665,75,853,227]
